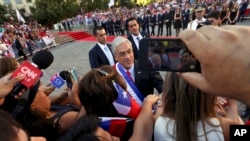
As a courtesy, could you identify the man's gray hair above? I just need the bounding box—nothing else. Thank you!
[111,36,132,55]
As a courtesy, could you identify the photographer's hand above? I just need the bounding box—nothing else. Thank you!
[179,25,250,106]
[0,73,25,99]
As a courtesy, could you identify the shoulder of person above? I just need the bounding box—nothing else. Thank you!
[188,21,194,24]
[220,117,240,141]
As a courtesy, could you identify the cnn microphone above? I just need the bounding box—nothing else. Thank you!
[1,50,54,113]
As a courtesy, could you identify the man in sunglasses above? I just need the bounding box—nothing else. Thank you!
[187,4,207,30]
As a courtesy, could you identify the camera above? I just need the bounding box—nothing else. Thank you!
[139,38,200,72]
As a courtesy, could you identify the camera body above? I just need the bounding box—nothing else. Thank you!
[139,38,200,72]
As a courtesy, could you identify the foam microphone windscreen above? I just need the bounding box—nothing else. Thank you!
[32,50,54,69]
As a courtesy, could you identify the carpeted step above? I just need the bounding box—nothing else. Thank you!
[58,31,92,41]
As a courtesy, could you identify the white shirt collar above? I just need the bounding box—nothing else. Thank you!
[97,42,108,50]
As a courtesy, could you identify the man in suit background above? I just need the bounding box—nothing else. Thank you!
[112,36,163,100]
[88,26,115,69]
[164,5,174,36]
[182,3,190,30]
[126,17,150,60]
[157,9,165,37]
[149,11,156,36]
[143,12,150,34]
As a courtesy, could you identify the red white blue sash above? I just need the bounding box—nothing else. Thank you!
[116,63,144,105]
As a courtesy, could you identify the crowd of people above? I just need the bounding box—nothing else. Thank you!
[0,20,57,59]
[0,0,250,141]
[88,0,249,37]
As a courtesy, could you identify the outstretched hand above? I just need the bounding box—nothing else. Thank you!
[179,25,250,106]
[0,73,25,99]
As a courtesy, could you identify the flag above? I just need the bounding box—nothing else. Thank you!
[112,82,141,119]
[100,117,133,137]
[15,8,25,23]
[108,0,114,9]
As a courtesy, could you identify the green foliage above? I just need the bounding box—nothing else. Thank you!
[0,4,15,24]
[80,0,154,11]
[80,0,110,12]
[33,0,80,28]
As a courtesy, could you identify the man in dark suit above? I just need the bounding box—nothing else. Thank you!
[150,12,156,36]
[126,17,150,60]
[164,6,173,36]
[150,53,170,70]
[182,3,190,30]
[143,13,150,34]
[112,36,163,99]
[88,26,115,69]
[157,10,165,37]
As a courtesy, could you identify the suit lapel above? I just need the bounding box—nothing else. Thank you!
[134,61,141,85]
[107,44,115,62]
[96,44,110,64]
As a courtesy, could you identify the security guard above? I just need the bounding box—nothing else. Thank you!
[187,4,207,30]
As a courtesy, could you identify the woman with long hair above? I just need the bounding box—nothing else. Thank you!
[154,72,237,141]
[228,2,239,25]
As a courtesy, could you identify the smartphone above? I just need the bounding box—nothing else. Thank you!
[139,38,200,72]
[63,71,73,89]
[70,67,78,81]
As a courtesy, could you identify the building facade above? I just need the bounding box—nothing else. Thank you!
[0,0,36,15]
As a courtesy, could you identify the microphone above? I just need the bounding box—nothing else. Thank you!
[1,50,54,113]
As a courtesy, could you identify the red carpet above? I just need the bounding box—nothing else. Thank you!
[57,31,177,43]
[58,31,92,40]
[77,35,177,43]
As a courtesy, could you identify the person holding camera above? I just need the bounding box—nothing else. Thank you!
[154,72,237,141]
[179,25,250,107]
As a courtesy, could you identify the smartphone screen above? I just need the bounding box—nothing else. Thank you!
[63,71,73,89]
[70,67,78,81]
[139,38,200,72]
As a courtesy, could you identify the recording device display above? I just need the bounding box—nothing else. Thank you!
[139,38,200,72]
[70,67,78,81]
[59,71,73,89]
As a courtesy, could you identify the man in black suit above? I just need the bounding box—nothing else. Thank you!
[88,26,115,69]
[157,10,165,37]
[182,3,190,30]
[143,13,150,34]
[150,12,156,36]
[112,36,163,100]
[150,53,170,70]
[164,6,174,36]
[126,17,150,60]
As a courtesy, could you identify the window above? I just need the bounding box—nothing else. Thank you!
[15,0,22,4]
[3,0,11,4]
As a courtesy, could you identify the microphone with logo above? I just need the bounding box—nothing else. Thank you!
[1,50,54,114]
